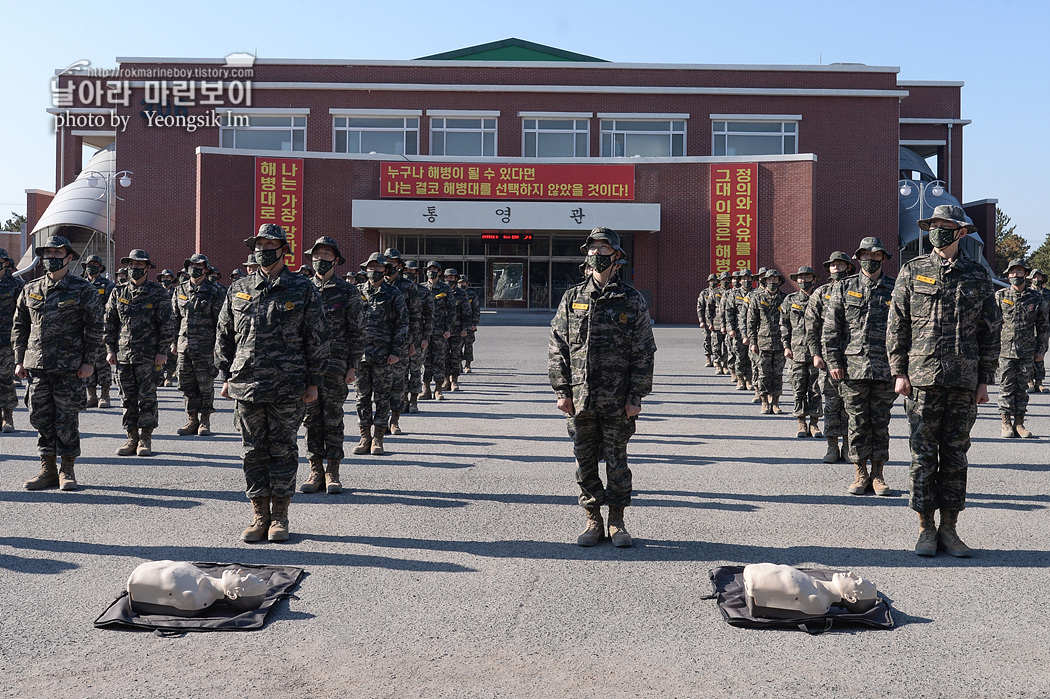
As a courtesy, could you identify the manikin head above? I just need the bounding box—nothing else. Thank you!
[829,571,878,613]
[219,569,267,612]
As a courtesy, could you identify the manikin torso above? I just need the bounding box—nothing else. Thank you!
[742,563,877,616]
[127,560,266,612]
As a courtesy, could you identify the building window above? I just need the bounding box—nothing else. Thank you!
[220,114,306,151]
[431,118,496,156]
[600,119,685,157]
[712,121,797,156]
[523,119,589,157]
[333,116,418,155]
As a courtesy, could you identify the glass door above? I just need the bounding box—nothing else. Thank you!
[487,258,528,308]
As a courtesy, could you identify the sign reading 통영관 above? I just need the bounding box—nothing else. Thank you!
[255,157,303,269]
[710,163,757,275]
[381,162,635,201]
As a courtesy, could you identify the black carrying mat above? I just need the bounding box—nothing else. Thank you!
[94,562,305,633]
[705,565,894,635]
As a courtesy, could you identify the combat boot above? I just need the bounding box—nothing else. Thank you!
[300,458,326,493]
[268,497,291,542]
[760,395,771,415]
[1001,414,1017,438]
[352,425,372,455]
[704,356,713,368]
[822,436,841,464]
[176,412,200,436]
[577,507,604,547]
[809,417,822,438]
[24,455,59,490]
[770,395,783,414]
[441,378,452,390]
[729,368,738,383]
[751,389,761,404]
[1014,413,1034,438]
[116,428,139,456]
[736,377,747,391]
[86,385,99,408]
[848,461,870,495]
[869,461,891,496]
[98,387,112,408]
[915,511,938,557]
[840,434,850,463]
[1027,380,1038,395]
[197,412,212,436]
[408,393,419,414]
[1041,383,1050,394]
[325,458,342,494]
[796,417,808,438]
[1,407,13,433]
[371,426,387,456]
[419,383,433,400]
[450,376,460,392]
[58,456,78,491]
[938,509,972,558]
[389,411,402,435]
[137,429,153,456]
[607,505,633,548]
[435,388,445,401]
[241,497,270,543]
[463,362,471,374]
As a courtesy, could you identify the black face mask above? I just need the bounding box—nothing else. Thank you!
[367,269,385,282]
[255,248,281,268]
[130,268,147,281]
[766,281,780,293]
[85,265,101,277]
[928,227,960,250]
[587,253,613,273]
[798,280,814,291]
[161,279,173,288]
[1009,276,1026,288]
[860,260,882,275]
[830,270,850,281]
[43,257,67,273]
[708,281,717,288]
[189,267,205,279]
[314,259,335,277]
[427,270,439,279]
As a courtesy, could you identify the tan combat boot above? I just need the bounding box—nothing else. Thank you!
[300,458,326,493]
[809,417,822,438]
[770,395,783,414]
[915,511,938,557]
[241,497,271,543]
[760,394,771,415]
[869,461,890,496]
[325,458,343,494]
[116,428,139,456]
[463,362,471,374]
[704,356,713,368]
[823,436,841,464]
[419,383,433,400]
[352,424,372,455]
[137,428,153,456]
[269,496,291,542]
[389,411,402,435]
[736,377,747,391]
[938,510,972,558]
[1,407,13,433]
[607,505,633,548]
[371,426,387,456]
[197,412,212,436]
[1014,413,1034,438]
[176,412,200,436]
[1001,414,1017,438]
[751,389,761,404]
[435,387,445,401]
[441,378,452,390]
[58,456,78,491]
[848,461,870,495]
[86,385,99,408]
[450,376,460,392]
[98,387,112,408]
[577,507,604,547]
[796,417,808,438]
[24,455,59,490]
[841,434,850,463]
[408,393,419,414]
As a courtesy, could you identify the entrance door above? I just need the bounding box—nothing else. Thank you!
[487,258,528,308]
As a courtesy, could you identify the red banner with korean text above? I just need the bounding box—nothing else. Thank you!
[380,162,635,201]
[710,163,758,275]
[255,157,304,269]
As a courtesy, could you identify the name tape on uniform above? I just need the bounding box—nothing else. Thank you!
[572,302,590,311]
[916,275,937,285]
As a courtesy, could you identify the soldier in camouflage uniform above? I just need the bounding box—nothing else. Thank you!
[696,273,718,367]
[782,266,822,438]
[79,255,114,409]
[171,253,225,437]
[215,223,329,543]
[808,251,855,463]
[747,269,787,414]
[14,235,103,490]
[888,205,1001,558]
[382,248,424,435]
[353,252,409,457]
[403,261,433,413]
[823,238,897,496]
[458,274,481,373]
[724,269,754,393]
[244,253,259,276]
[995,259,1048,438]
[301,236,364,495]
[0,248,25,432]
[421,261,453,400]
[715,271,736,377]
[105,250,175,458]
[1026,268,1050,393]
[549,228,656,548]
[444,267,471,392]
[157,269,178,387]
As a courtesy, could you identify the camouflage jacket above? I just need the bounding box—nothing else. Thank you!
[448,287,473,335]
[0,272,25,347]
[420,286,435,341]
[725,287,752,337]
[746,287,786,351]
[549,276,657,415]
[703,286,723,331]
[215,269,330,401]
[696,288,709,326]
[356,280,409,365]
[87,274,115,308]
[389,275,425,348]
[12,273,103,371]
[424,280,453,338]
[1038,288,1050,322]
[888,251,1001,389]
[805,280,839,359]
[780,289,815,361]
[823,273,896,381]
[715,287,732,333]
[104,280,175,364]
[995,286,1049,360]
[314,276,365,375]
[171,279,226,354]
[464,288,481,326]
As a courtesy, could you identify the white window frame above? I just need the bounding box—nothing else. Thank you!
[330,110,420,155]
[598,115,687,157]
[428,110,499,157]
[219,108,309,152]
[520,113,591,158]
[710,114,801,157]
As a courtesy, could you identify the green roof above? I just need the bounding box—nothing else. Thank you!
[417,38,606,62]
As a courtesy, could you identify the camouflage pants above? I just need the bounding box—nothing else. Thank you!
[0,345,16,410]
[754,350,785,395]
[164,349,177,377]
[1035,358,1045,385]
[116,361,161,431]
[235,398,306,499]
[448,332,464,378]
[789,360,822,418]
[87,359,112,389]
[388,355,411,415]
[423,334,448,386]
[356,361,392,428]
[409,340,426,394]
[463,328,476,364]
[702,327,713,358]
[304,371,349,461]
[839,379,896,463]
[177,351,217,415]
[712,330,725,366]
[996,357,1033,416]
[732,336,752,383]
[567,410,636,509]
[905,386,976,513]
[725,331,736,368]
[25,369,82,457]
[818,369,848,438]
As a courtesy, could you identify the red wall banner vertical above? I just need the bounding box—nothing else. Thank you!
[255,157,304,269]
[710,163,758,274]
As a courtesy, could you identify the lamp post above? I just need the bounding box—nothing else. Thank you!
[899,179,945,256]
[84,169,132,278]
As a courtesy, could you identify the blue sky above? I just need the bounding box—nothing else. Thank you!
[4,0,1047,247]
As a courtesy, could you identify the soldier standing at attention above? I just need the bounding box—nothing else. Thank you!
[0,248,25,432]
[382,248,424,435]
[403,260,433,414]
[823,238,897,496]
[171,253,225,438]
[244,253,259,276]
[458,274,481,373]
[747,269,787,415]
[995,259,1048,438]
[215,224,329,543]
[79,255,114,409]
[782,266,822,438]
[888,205,1001,558]
[106,250,174,458]
[697,273,718,368]
[420,261,452,401]
[14,236,103,490]
[301,236,363,495]
[157,269,178,387]
[352,252,409,457]
[444,267,470,392]
[1025,268,1050,394]
[725,269,754,394]
[808,252,855,463]
[550,227,656,548]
